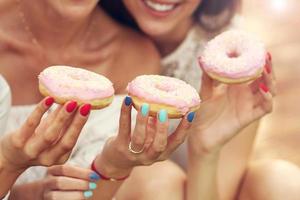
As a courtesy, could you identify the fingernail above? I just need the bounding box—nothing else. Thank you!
[89,182,97,190]
[125,96,132,106]
[83,191,93,198]
[66,101,77,113]
[187,112,195,123]
[267,52,272,61]
[80,104,91,116]
[265,63,271,74]
[158,109,168,123]
[259,83,269,93]
[45,97,54,107]
[89,172,100,181]
[141,103,149,117]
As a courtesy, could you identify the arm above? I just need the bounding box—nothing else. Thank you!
[90,96,194,200]
[9,96,194,200]
[186,53,276,200]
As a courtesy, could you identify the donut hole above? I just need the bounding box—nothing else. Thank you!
[227,50,240,58]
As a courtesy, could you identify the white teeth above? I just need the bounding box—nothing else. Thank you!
[144,0,176,12]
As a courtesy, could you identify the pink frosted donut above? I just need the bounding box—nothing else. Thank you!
[39,66,114,109]
[127,75,201,118]
[199,30,267,83]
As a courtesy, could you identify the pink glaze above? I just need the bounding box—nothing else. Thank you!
[200,30,266,79]
[127,75,201,114]
[39,66,114,100]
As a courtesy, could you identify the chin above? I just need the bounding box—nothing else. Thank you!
[139,21,175,38]
[49,0,98,20]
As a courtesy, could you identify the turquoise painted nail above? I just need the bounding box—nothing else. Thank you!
[158,110,168,123]
[141,103,149,116]
[89,182,97,190]
[84,191,93,198]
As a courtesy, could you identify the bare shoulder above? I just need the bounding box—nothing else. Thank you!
[116,27,161,75]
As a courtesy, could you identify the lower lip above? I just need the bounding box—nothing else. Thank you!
[139,0,179,18]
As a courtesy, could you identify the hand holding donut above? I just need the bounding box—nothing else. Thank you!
[93,96,195,179]
[189,53,275,155]
[0,97,91,174]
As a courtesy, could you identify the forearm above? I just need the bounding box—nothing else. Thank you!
[0,169,21,198]
[0,157,24,198]
[187,149,220,200]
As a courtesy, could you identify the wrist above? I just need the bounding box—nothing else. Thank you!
[93,153,132,180]
[188,138,221,163]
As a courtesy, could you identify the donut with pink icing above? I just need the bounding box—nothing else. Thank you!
[199,30,267,84]
[127,75,201,118]
[39,66,114,109]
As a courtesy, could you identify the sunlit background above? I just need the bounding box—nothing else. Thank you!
[242,0,300,161]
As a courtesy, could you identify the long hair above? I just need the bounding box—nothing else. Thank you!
[100,0,240,32]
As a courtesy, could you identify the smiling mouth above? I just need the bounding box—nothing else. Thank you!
[143,0,178,12]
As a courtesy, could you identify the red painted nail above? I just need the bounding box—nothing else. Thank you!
[267,52,272,61]
[265,63,272,74]
[259,83,269,93]
[80,104,91,116]
[45,97,54,107]
[66,101,77,113]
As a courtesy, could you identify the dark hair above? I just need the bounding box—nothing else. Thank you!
[99,0,240,32]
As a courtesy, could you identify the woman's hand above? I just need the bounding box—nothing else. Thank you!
[189,53,276,155]
[38,165,99,200]
[94,96,195,178]
[0,97,91,173]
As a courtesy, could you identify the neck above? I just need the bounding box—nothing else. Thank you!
[17,0,96,49]
[153,18,194,57]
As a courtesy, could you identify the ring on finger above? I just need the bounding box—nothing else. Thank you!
[128,141,144,154]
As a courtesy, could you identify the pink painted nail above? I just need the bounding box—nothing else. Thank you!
[265,63,272,74]
[66,101,77,113]
[267,52,272,61]
[259,83,269,93]
[45,97,54,107]
[80,104,91,116]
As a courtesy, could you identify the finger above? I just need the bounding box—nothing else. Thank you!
[267,52,276,80]
[35,105,63,134]
[24,101,78,157]
[253,83,273,119]
[16,97,54,147]
[45,104,91,161]
[147,110,169,160]
[131,103,149,152]
[163,112,195,157]
[117,96,132,142]
[45,176,94,191]
[200,71,214,100]
[212,82,228,97]
[44,191,93,200]
[47,165,97,181]
[144,117,156,149]
[263,56,277,96]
